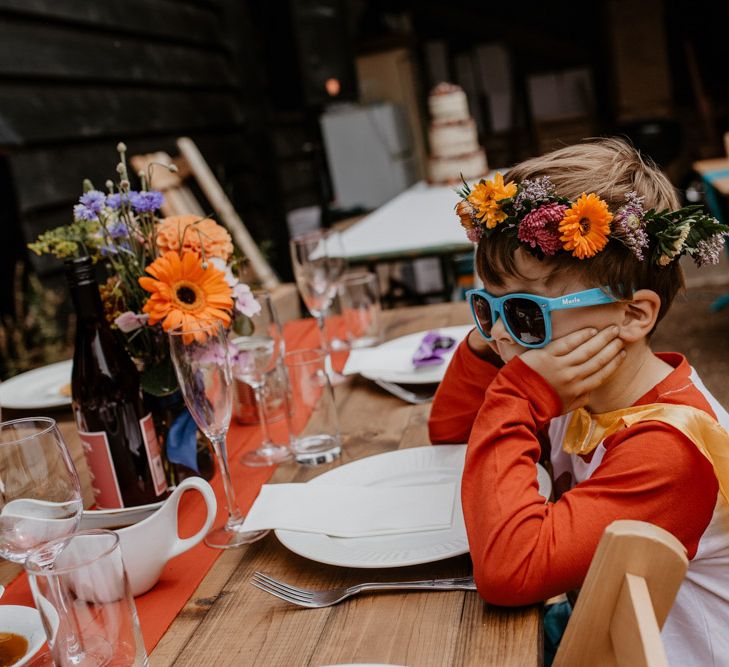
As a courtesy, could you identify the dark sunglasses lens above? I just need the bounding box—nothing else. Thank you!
[472,294,493,337]
[503,298,546,345]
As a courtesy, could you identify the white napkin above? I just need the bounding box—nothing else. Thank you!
[342,347,416,376]
[241,482,457,538]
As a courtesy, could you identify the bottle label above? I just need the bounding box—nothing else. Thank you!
[140,413,167,496]
[78,429,124,509]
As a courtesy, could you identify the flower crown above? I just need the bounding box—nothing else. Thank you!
[456,173,729,267]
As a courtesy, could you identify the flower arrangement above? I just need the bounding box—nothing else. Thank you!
[456,173,729,266]
[29,142,259,395]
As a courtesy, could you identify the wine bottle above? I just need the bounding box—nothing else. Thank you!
[66,257,167,509]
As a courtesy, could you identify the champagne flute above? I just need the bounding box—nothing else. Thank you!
[290,229,349,376]
[234,290,291,467]
[290,229,347,345]
[168,321,267,549]
[0,417,83,564]
[232,335,292,467]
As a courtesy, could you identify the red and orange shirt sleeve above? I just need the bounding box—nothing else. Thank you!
[428,335,501,444]
[463,356,719,606]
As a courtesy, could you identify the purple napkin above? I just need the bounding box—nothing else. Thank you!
[412,332,457,368]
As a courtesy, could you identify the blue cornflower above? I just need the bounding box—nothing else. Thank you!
[107,220,129,239]
[73,203,98,222]
[131,190,164,213]
[107,190,138,210]
[79,190,106,214]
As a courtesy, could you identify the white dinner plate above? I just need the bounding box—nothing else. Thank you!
[360,325,472,385]
[0,359,73,410]
[275,445,552,569]
[80,500,165,530]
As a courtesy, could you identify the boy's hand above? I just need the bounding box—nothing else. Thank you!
[520,326,626,414]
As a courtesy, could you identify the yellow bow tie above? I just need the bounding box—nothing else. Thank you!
[563,402,729,504]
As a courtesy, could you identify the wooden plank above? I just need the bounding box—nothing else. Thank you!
[0,0,220,47]
[610,574,668,667]
[0,19,236,88]
[10,132,249,215]
[554,521,687,666]
[0,85,244,146]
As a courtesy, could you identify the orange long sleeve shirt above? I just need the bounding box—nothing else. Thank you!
[429,338,719,606]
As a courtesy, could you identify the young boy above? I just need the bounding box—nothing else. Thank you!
[429,138,729,665]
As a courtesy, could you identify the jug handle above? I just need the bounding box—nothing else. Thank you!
[168,477,217,559]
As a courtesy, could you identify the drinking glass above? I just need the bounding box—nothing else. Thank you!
[284,349,342,465]
[338,271,384,348]
[0,418,83,564]
[231,336,292,468]
[26,530,147,667]
[232,290,292,467]
[168,321,267,549]
[289,229,348,352]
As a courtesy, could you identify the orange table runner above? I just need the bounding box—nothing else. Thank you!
[1,318,320,653]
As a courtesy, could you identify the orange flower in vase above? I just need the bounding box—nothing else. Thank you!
[139,251,233,343]
[155,215,234,262]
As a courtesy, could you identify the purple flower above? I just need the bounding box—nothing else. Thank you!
[131,190,164,213]
[107,190,138,210]
[517,203,567,256]
[114,311,149,333]
[466,226,483,243]
[107,220,129,239]
[79,190,106,214]
[196,341,230,367]
[73,203,98,222]
[513,177,557,213]
[612,191,648,260]
[693,233,728,267]
[233,283,262,317]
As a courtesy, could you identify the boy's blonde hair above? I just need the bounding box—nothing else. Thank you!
[476,137,684,332]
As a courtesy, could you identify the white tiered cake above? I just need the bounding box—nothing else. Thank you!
[427,83,488,184]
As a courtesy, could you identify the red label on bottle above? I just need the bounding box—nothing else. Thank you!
[78,429,124,509]
[140,413,167,497]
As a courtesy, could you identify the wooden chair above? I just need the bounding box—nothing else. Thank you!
[130,138,301,322]
[553,520,688,667]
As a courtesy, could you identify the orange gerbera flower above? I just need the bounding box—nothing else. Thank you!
[466,173,517,229]
[155,215,234,262]
[559,193,612,259]
[139,251,233,342]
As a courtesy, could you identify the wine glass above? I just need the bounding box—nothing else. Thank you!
[290,229,348,351]
[0,417,83,564]
[234,291,292,467]
[168,321,267,549]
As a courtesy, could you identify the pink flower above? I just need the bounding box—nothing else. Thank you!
[466,226,483,243]
[517,203,568,256]
[114,311,149,333]
[233,283,261,317]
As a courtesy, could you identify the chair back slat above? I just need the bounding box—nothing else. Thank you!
[554,520,688,667]
[610,573,669,667]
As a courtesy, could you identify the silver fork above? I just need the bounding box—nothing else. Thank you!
[251,571,476,608]
[373,378,435,404]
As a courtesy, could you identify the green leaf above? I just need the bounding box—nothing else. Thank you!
[233,313,254,337]
[141,356,178,397]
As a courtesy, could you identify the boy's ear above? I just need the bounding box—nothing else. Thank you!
[619,289,661,341]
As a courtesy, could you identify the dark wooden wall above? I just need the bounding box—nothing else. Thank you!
[0,0,292,289]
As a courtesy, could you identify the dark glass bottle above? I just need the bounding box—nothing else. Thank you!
[66,257,168,508]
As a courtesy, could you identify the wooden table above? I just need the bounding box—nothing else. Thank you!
[2,302,543,666]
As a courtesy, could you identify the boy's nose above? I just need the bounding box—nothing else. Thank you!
[489,312,513,344]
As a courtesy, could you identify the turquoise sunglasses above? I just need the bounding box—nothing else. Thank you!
[466,287,617,349]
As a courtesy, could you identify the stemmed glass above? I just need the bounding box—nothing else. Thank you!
[168,321,267,549]
[290,228,348,358]
[0,417,83,564]
[234,290,292,467]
